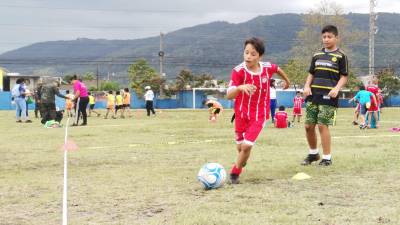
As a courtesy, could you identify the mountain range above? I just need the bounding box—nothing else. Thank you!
[1,13,400,80]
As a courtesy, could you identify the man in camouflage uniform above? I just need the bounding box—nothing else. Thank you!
[39,78,68,124]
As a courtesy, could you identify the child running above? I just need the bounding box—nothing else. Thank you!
[122,88,132,118]
[104,91,116,119]
[349,84,376,129]
[88,92,101,117]
[226,37,290,184]
[115,91,124,118]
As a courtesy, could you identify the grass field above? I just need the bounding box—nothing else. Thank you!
[1,108,399,225]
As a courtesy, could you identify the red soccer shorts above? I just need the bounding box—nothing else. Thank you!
[368,101,378,112]
[235,116,266,146]
[293,107,302,115]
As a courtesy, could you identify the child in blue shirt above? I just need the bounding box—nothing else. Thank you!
[349,84,377,129]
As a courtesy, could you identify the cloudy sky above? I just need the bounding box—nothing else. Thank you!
[0,0,399,54]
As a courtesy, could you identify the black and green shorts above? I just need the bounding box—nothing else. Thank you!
[305,102,336,126]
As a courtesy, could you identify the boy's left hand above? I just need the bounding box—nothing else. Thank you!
[282,81,290,90]
[328,88,339,98]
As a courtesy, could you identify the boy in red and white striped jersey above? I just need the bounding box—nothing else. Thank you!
[292,91,305,123]
[226,37,290,184]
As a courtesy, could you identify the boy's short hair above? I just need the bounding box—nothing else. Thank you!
[124,88,129,92]
[244,37,265,56]
[296,91,301,94]
[88,92,91,95]
[358,84,365,90]
[207,103,213,108]
[108,90,113,94]
[322,25,338,36]
[116,91,120,95]
[66,90,70,94]
[278,105,285,111]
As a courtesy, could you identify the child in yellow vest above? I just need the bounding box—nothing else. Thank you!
[115,90,124,118]
[104,91,116,119]
[122,88,131,118]
[88,92,101,117]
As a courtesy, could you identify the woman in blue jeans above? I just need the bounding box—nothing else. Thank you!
[13,78,32,123]
[270,79,277,122]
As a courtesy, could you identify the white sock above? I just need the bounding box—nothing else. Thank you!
[309,149,319,155]
[323,154,332,160]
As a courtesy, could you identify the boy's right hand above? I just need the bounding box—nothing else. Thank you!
[238,84,257,95]
[303,86,312,97]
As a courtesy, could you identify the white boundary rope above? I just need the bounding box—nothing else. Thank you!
[62,117,71,225]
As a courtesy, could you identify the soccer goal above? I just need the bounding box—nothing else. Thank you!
[192,87,228,109]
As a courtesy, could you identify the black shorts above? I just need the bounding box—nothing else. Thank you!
[115,105,123,110]
[123,104,130,108]
[89,104,95,110]
[212,108,221,114]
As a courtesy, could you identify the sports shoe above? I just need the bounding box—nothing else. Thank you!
[301,154,320,165]
[230,174,240,184]
[80,123,87,126]
[318,159,332,166]
[25,120,32,123]
[352,121,359,125]
[16,120,22,123]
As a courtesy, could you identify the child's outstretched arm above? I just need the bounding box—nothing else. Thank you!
[276,68,290,89]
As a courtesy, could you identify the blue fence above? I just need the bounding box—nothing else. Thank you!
[1,90,400,110]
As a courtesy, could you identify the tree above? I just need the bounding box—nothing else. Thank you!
[128,59,163,97]
[175,69,195,90]
[345,71,363,91]
[281,59,308,88]
[290,0,366,80]
[82,72,95,81]
[194,73,215,88]
[100,81,120,91]
[376,68,400,97]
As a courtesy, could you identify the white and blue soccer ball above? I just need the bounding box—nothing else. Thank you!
[197,163,226,190]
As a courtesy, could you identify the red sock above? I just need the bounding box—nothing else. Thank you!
[230,164,242,175]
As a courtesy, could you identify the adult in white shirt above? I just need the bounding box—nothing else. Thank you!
[270,79,277,122]
[144,86,156,116]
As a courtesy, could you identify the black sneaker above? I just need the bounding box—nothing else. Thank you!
[72,123,78,126]
[318,159,332,166]
[80,123,87,126]
[230,174,240,184]
[301,154,320,165]
[352,121,359,125]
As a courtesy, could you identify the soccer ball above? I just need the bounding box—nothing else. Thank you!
[197,163,226,190]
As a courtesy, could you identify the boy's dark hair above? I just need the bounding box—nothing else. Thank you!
[116,91,120,95]
[108,90,113,94]
[16,78,24,84]
[322,25,338,36]
[270,79,275,88]
[358,84,365,90]
[72,74,78,80]
[244,37,265,56]
[124,88,129,92]
[207,103,213,108]
[296,91,301,94]
[66,90,70,94]
[278,105,285,111]
[88,92,91,95]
